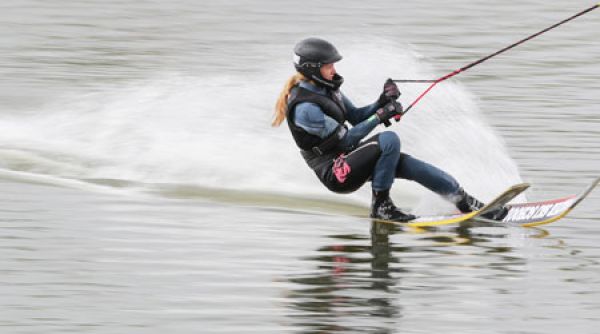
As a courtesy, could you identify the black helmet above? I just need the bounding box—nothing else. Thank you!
[293,37,344,90]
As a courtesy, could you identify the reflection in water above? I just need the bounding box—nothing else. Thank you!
[287,222,401,333]
[286,221,543,333]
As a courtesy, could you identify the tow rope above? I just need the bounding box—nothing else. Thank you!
[393,4,599,116]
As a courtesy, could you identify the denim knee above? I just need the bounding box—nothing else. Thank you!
[378,131,401,154]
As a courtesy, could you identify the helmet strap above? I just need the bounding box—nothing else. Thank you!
[310,72,344,90]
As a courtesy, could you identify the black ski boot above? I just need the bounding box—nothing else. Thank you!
[370,189,416,222]
[455,188,508,221]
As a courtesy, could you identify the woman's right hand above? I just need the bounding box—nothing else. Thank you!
[376,100,403,124]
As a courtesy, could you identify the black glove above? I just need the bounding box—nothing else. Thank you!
[377,78,401,107]
[376,100,404,125]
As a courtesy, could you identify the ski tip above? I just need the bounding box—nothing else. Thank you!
[583,177,600,193]
[582,176,600,195]
[511,182,531,192]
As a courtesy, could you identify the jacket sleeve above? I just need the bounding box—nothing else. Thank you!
[295,101,380,152]
[338,115,379,150]
[342,94,380,126]
[294,102,339,139]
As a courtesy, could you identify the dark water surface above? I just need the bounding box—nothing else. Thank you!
[1,180,599,333]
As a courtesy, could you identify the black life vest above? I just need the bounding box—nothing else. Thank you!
[286,85,348,156]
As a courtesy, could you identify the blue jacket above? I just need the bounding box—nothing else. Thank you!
[293,81,381,151]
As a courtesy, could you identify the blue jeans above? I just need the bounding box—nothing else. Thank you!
[374,131,460,194]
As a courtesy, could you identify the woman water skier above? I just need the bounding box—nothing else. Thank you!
[272,37,505,222]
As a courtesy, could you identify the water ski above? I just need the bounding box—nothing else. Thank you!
[474,177,600,227]
[373,183,530,228]
[373,177,599,228]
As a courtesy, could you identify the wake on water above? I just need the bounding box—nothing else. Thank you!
[0,42,523,215]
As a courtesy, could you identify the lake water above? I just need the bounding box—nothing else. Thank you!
[1,1,599,333]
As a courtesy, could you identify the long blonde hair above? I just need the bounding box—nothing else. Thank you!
[272,72,306,127]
